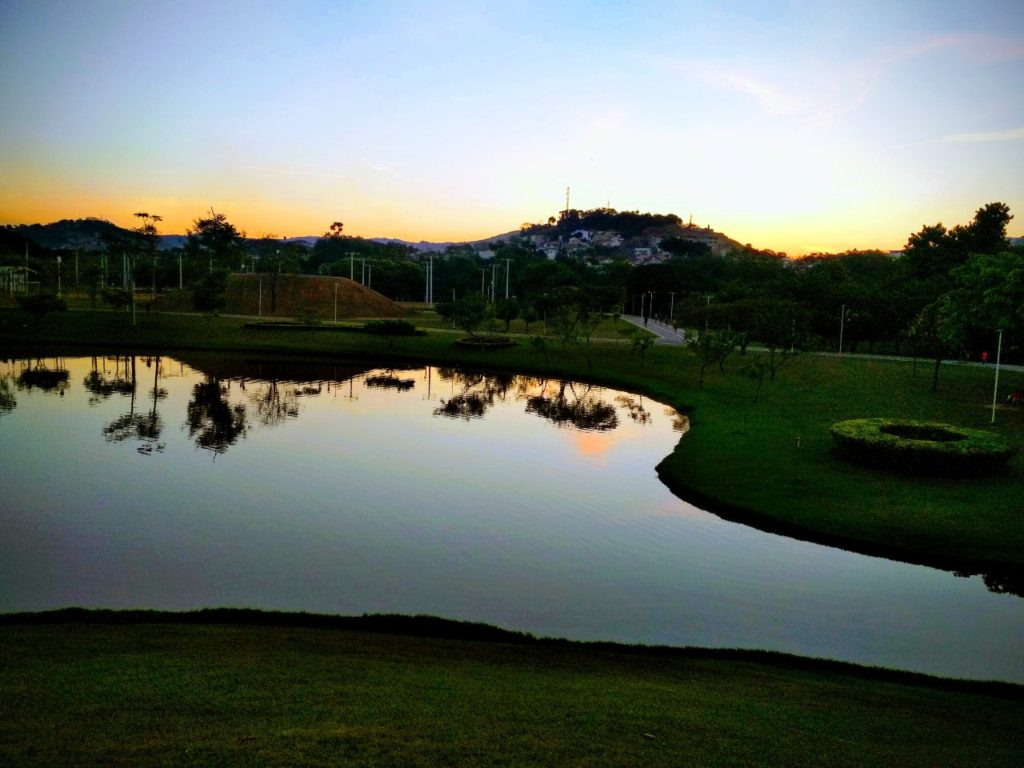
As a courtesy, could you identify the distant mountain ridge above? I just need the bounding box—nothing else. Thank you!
[7,220,545,253]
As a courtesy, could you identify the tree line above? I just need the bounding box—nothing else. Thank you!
[3,203,1020,368]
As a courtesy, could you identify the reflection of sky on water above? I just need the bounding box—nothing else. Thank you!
[0,355,1022,683]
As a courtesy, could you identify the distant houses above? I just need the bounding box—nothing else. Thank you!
[502,221,736,264]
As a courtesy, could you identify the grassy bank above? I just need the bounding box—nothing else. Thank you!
[2,306,1022,582]
[1,611,1021,767]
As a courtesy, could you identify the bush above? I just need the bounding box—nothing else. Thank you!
[830,418,1017,476]
[16,292,67,323]
[101,288,131,311]
[363,319,417,337]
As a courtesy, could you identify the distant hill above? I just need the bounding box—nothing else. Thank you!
[9,217,748,256]
[10,219,537,254]
[12,218,127,251]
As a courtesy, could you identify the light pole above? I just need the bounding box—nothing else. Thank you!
[503,258,511,299]
[56,255,62,297]
[334,282,339,322]
[704,294,712,332]
[991,329,1004,424]
[839,304,849,355]
[669,291,676,323]
[480,268,486,296]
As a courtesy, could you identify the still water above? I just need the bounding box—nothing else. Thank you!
[1,354,1022,682]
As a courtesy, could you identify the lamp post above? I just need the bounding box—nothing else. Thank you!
[334,282,339,322]
[839,304,850,355]
[669,291,676,323]
[503,258,511,300]
[704,294,712,332]
[991,328,1004,424]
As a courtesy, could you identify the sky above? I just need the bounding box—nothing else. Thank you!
[1,0,1022,255]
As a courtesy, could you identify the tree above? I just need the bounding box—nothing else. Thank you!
[450,294,488,337]
[954,202,1012,256]
[688,329,738,387]
[942,249,1024,352]
[132,212,162,296]
[191,271,228,316]
[183,209,245,277]
[494,297,520,332]
[907,301,957,392]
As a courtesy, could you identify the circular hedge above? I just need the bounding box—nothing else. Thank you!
[830,418,1018,476]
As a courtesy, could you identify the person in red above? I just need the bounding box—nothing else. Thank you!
[981,351,988,364]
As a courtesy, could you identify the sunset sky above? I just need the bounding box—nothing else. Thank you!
[1,1,1022,255]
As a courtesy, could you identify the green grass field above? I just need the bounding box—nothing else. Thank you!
[1,613,1021,768]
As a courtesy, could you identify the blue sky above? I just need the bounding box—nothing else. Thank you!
[1,0,1022,253]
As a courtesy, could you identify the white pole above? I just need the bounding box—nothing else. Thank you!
[504,258,510,299]
[839,304,846,355]
[991,329,1004,424]
[669,291,675,322]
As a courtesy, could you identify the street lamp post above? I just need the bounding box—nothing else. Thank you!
[991,329,1004,424]
[839,304,848,355]
[669,291,676,323]
[503,258,511,300]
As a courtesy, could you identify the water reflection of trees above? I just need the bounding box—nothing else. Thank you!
[431,371,619,432]
[365,371,415,391]
[83,356,136,404]
[433,370,514,420]
[15,358,70,395]
[615,394,651,425]
[0,373,15,415]
[243,379,302,428]
[186,376,248,455]
[526,381,618,431]
[100,356,167,455]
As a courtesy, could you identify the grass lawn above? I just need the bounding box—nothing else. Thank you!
[1,614,1021,767]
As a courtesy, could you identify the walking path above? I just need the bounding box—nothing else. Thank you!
[621,314,1024,373]
[621,315,687,345]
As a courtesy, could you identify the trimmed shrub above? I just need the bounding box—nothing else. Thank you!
[830,418,1017,476]
[362,319,418,337]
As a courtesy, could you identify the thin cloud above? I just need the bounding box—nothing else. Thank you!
[649,56,807,117]
[936,128,1024,143]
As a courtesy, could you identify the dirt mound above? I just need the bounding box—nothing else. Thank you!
[225,274,403,319]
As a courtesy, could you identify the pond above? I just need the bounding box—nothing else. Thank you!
[1,354,1022,683]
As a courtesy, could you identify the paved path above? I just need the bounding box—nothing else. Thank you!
[621,315,687,345]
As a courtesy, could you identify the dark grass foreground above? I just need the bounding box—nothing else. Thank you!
[1,610,1022,768]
